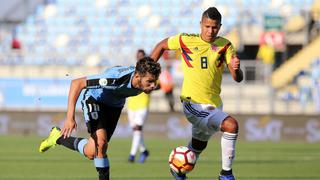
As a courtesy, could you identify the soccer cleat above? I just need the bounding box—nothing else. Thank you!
[128,155,135,163]
[139,150,149,163]
[170,169,187,180]
[218,174,235,180]
[39,127,61,153]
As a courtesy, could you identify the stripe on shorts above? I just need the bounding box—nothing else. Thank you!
[185,102,209,118]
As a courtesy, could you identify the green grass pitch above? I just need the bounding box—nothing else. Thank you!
[0,136,319,180]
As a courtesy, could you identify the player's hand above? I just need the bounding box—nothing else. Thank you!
[61,118,77,138]
[230,55,240,70]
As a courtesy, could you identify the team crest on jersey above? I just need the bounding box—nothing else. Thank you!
[211,44,218,51]
[99,78,108,86]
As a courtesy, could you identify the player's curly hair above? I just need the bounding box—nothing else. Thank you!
[202,7,222,23]
[135,57,161,79]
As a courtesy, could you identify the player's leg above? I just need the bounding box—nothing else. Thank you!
[218,116,238,180]
[165,91,175,112]
[138,127,149,163]
[91,128,110,180]
[137,109,149,163]
[127,110,138,162]
[183,101,238,179]
[130,124,150,163]
[203,105,237,179]
[38,126,93,157]
[187,137,208,160]
[128,108,149,163]
[39,126,92,156]
[91,104,122,180]
[39,96,99,155]
[38,126,63,153]
[182,102,211,160]
[169,102,210,180]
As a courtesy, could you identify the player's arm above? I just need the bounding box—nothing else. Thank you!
[227,55,243,83]
[150,38,169,62]
[62,77,87,138]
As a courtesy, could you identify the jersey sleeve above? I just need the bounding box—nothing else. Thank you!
[225,42,236,65]
[86,67,134,89]
[167,34,182,50]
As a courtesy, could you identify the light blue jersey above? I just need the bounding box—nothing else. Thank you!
[83,66,142,107]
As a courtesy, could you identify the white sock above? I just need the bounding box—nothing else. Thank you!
[139,132,146,153]
[130,130,142,155]
[221,132,238,171]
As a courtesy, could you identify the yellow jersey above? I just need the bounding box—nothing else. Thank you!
[256,44,275,64]
[168,33,235,107]
[127,92,150,110]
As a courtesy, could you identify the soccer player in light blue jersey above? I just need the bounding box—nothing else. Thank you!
[39,57,161,180]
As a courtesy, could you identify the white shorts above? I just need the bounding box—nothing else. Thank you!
[182,101,229,141]
[127,108,148,127]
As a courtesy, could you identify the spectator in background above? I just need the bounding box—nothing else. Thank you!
[297,70,313,108]
[311,59,320,113]
[256,42,275,83]
[11,29,21,50]
[0,91,3,107]
[136,49,146,60]
[309,0,320,41]
[11,38,21,50]
[159,64,175,112]
[126,49,151,163]
[256,43,275,66]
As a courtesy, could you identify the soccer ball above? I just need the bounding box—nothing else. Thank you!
[168,146,197,175]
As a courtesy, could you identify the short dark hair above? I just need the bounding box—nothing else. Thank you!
[135,57,161,78]
[202,7,221,23]
[137,49,146,56]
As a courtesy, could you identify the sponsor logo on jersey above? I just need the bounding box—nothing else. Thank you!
[211,44,218,51]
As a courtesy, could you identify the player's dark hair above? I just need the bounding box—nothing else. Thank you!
[135,57,161,78]
[202,7,222,23]
[137,49,146,56]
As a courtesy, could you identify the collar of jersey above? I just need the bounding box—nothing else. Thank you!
[199,35,219,45]
[127,72,135,88]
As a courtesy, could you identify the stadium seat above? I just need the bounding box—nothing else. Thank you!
[0,0,315,66]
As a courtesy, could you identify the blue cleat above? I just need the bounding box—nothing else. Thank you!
[170,169,187,180]
[219,174,235,180]
[139,150,149,163]
[128,155,135,163]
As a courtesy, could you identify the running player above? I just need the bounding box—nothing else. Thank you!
[38,57,161,180]
[150,7,243,180]
[126,49,150,163]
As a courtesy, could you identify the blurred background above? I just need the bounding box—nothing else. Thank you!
[0,0,319,142]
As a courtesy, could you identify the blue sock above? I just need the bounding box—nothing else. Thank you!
[77,139,88,156]
[94,157,110,180]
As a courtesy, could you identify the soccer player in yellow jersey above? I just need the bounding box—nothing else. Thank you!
[127,49,150,163]
[151,7,243,180]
